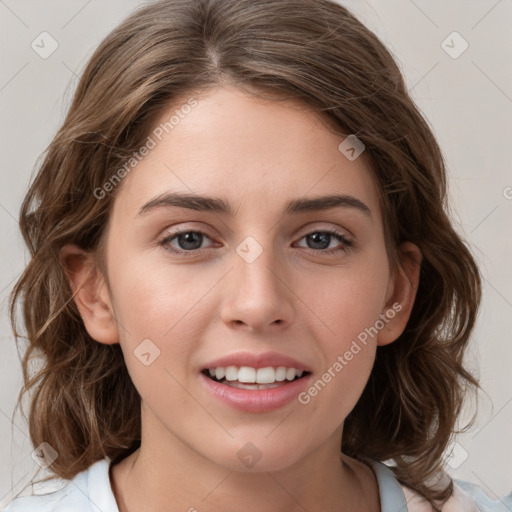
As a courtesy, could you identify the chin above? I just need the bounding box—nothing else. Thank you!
[203,434,307,473]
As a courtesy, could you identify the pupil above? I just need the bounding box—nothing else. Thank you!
[179,232,202,250]
[308,232,329,250]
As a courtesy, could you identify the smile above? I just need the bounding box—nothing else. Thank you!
[200,366,312,412]
[203,365,308,389]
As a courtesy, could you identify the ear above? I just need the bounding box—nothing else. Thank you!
[60,244,119,345]
[377,242,422,346]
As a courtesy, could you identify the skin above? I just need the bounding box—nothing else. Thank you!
[61,85,422,512]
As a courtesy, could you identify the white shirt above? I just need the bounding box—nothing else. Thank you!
[3,458,510,511]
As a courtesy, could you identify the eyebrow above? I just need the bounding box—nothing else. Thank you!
[137,192,371,218]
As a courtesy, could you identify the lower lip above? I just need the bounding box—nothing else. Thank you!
[200,372,311,413]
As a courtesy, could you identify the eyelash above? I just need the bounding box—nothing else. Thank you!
[158,227,354,257]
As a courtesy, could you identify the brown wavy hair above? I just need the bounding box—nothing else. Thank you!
[9,0,481,508]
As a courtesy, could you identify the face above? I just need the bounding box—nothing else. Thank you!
[69,85,417,473]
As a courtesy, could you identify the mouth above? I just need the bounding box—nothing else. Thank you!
[201,366,311,390]
[200,364,313,412]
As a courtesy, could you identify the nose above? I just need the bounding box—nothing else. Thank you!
[218,241,295,333]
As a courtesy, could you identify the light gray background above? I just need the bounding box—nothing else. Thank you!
[1,0,511,507]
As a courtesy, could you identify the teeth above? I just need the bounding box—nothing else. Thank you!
[225,381,282,390]
[206,366,305,384]
[238,366,256,383]
[225,365,238,381]
[275,367,287,381]
[286,368,296,381]
[256,367,276,384]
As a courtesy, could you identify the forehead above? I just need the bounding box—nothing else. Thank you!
[111,85,381,222]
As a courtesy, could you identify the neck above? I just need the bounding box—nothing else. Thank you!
[110,410,380,512]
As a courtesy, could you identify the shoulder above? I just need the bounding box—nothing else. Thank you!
[366,458,511,512]
[2,459,118,512]
[401,477,512,512]
[2,476,88,512]
[451,479,512,512]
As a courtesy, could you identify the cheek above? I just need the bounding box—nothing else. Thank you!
[299,344,376,446]
[297,288,379,430]
[109,255,211,336]
[293,253,389,411]
[107,261,203,421]
[299,253,391,346]
[106,254,232,404]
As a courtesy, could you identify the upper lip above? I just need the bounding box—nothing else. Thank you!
[202,351,312,372]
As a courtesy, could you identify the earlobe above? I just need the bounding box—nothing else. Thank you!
[60,244,119,345]
[377,242,422,346]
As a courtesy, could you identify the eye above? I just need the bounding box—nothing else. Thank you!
[158,227,353,256]
[295,229,353,255]
[159,229,215,254]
